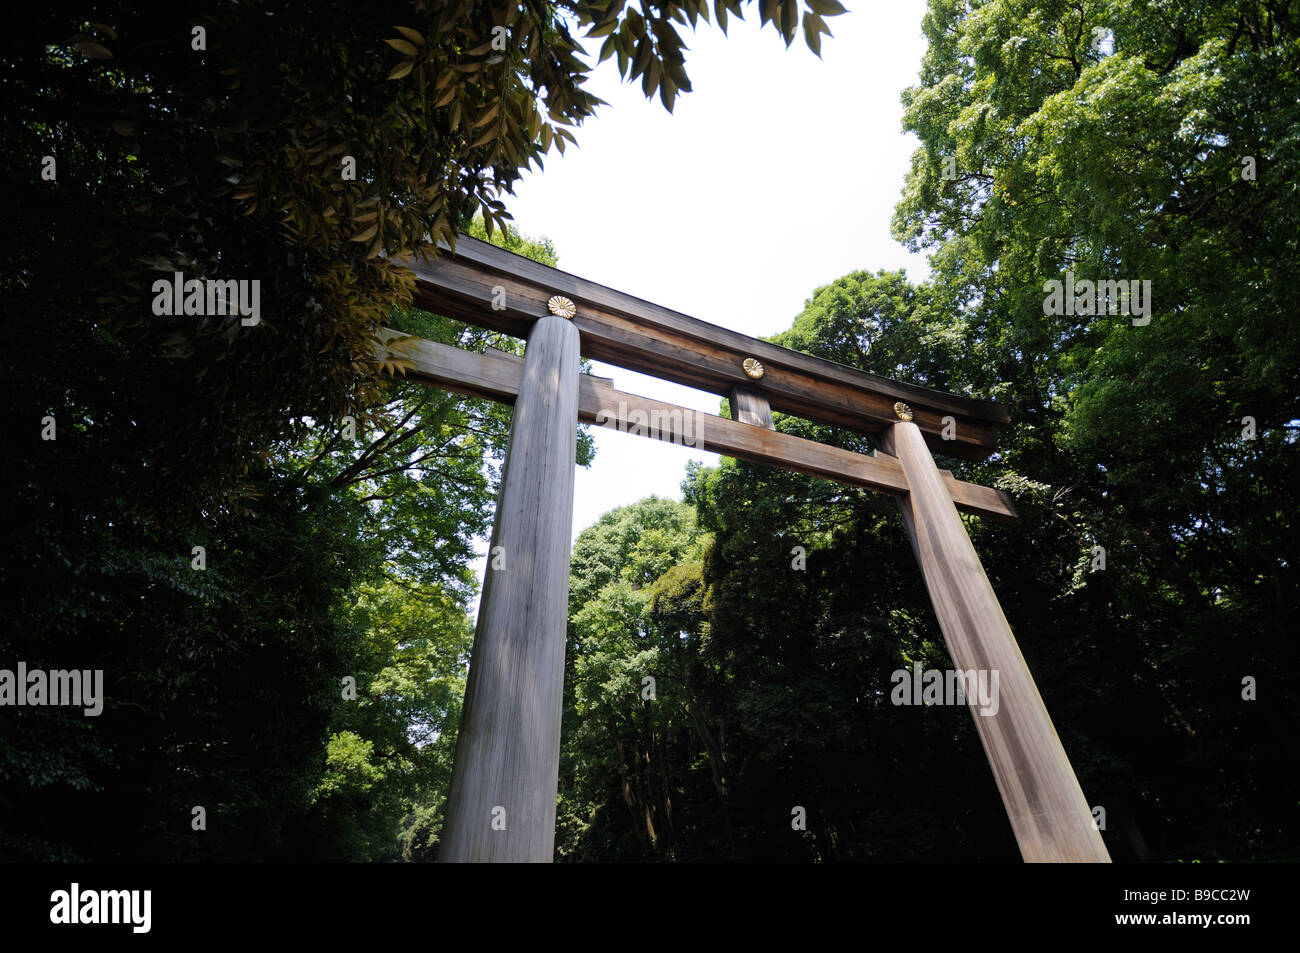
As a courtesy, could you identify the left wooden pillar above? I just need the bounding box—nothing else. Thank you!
[440,313,579,862]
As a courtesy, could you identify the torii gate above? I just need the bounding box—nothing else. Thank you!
[378,235,1110,864]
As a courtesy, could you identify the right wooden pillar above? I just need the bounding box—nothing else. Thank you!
[879,420,1111,863]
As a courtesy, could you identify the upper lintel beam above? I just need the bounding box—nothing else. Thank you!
[395,236,1011,461]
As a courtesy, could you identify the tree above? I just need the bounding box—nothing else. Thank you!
[0,215,584,860]
[677,270,1024,861]
[4,0,842,521]
[1,0,840,858]
[887,0,1300,860]
[559,497,725,860]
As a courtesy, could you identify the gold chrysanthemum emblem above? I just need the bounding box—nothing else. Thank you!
[547,295,576,319]
[742,357,764,380]
[893,402,913,421]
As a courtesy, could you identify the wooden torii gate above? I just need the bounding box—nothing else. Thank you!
[379,235,1110,864]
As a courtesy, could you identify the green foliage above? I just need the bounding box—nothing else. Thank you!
[1,129,574,862]
[889,0,1299,859]
[564,220,1295,859]
[304,580,471,860]
[675,272,1024,859]
[559,498,721,860]
[0,0,832,863]
[4,0,821,525]
[0,468,373,860]
[556,1,1298,860]
[6,0,1294,864]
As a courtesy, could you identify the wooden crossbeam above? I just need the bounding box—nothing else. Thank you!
[379,241,1115,865]
[396,237,1010,460]
[377,331,1017,521]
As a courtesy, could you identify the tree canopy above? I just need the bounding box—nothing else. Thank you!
[2,0,835,860]
[3,0,1295,863]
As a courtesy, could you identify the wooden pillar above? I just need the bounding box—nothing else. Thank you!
[440,314,579,862]
[879,420,1110,863]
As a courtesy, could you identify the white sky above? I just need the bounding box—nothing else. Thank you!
[467,2,932,598]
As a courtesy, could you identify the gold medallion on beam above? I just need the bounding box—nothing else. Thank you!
[742,357,764,380]
[894,402,913,421]
[547,295,576,319]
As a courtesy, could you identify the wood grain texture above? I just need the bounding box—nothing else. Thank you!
[395,237,1009,458]
[376,332,1018,520]
[438,315,579,863]
[729,385,775,429]
[879,422,1110,863]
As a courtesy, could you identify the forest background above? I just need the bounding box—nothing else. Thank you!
[2,0,1296,861]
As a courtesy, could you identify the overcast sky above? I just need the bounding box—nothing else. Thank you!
[468,2,932,593]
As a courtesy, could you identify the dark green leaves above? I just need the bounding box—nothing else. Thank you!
[577,0,842,111]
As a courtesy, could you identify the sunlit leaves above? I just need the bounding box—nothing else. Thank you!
[885,0,1300,862]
